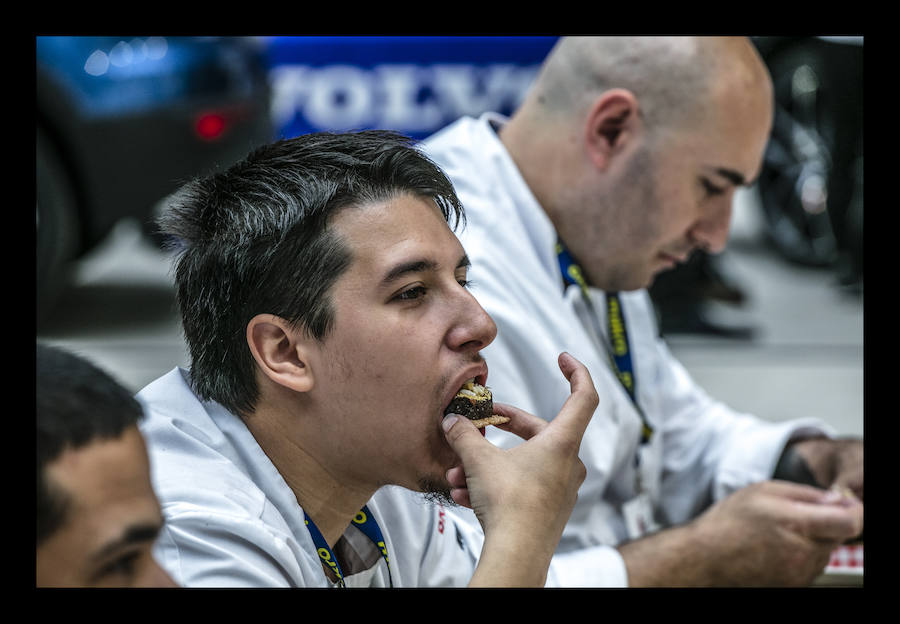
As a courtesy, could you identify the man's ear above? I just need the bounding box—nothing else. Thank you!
[246,314,315,393]
[584,88,641,170]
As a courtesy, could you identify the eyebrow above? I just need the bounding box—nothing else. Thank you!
[381,254,470,285]
[90,522,162,565]
[711,167,750,187]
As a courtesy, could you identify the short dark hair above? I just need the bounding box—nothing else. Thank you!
[157,130,465,417]
[36,342,145,546]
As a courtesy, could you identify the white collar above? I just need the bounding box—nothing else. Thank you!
[468,112,562,286]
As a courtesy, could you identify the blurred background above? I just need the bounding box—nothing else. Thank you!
[35,35,863,437]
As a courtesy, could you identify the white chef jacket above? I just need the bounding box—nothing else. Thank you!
[421,113,832,587]
[136,367,484,588]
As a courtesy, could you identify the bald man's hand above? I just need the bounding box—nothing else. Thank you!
[619,480,863,587]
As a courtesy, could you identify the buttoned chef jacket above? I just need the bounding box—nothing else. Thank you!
[421,113,832,587]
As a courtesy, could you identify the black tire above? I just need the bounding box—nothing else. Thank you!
[36,126,80,327]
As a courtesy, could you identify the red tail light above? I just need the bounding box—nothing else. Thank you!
[195,113,227,141]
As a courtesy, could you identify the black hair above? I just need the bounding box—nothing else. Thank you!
[156,130,465,417]
[36,342,145,546]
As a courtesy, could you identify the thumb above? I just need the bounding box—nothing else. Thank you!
[797,498,864,542]
[442,414,491,465]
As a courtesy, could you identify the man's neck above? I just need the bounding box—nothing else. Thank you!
[244,402,376,548]
[497,113,566,224]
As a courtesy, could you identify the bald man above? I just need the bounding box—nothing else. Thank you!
[422,36,863,586]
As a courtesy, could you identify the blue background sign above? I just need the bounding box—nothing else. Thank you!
[264,36,559,140]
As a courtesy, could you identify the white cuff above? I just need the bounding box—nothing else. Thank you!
[545,544,630,587]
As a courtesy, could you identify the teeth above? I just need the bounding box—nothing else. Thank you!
[456,378,490,399]
[461,378,485,390]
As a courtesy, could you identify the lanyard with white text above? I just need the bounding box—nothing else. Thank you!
[304,505,393,587]
[556,240,653,444]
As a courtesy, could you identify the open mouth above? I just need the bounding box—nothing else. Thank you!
[443,378,509,428]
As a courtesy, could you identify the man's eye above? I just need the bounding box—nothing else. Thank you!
[701,178,726,197]
[98,552,140,580]
[458,278,472,289]
[396,286,427,301]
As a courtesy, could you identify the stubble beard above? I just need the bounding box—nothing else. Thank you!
[417,475,458,508]
[594,145,666,292]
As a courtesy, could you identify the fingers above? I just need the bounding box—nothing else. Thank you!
[446,465,467,489]
[491,402,547,440]
[450,487,471,508]
[442,416,489,509]
[768,479,854,505]
[832,439,863,501]
[833,476,863,502]
[440,352,596,519]
[767,480,864,541]
[489,353,598,444]
[795,498,864,542]
[766,479,833,502]
[545,352,599,440]
[445,463,473,508]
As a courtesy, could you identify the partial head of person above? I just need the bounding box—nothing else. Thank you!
[157,130,497,503]
[501,36,775,291]
[36,343,176,587]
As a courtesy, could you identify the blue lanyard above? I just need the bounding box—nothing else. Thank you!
[606,293,636,403]
[304,505,393,587]
[556,240,653,444]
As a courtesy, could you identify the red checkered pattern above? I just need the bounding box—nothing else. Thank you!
[826,544,864,573]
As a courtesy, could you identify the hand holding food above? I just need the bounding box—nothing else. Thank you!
[442,353,599,586]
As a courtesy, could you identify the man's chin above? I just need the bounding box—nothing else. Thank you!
[416,476,458,508]
[596,263,655,293]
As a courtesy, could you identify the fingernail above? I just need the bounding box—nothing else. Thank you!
[828,484,858,505]
[442,414,459,432]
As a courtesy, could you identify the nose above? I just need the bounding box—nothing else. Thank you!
[446,287,497,353]
[688,194,734,255]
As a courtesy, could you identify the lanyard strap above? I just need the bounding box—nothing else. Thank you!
[556,240,653,444]
[350,507,393,587]
[304,505,393,587]
[606,293,636,403]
